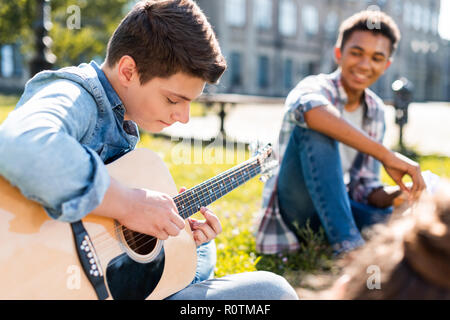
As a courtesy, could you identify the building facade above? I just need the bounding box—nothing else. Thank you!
[0,43,28,94]
[196,0,449,102]
[1,0,448,101]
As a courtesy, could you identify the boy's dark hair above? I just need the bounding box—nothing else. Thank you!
[336,10,401,56]
[105,0,227,84]
[339,181,450,300]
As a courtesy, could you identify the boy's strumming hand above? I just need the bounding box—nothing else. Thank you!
[92,177,185,240]
[119,188,186,240]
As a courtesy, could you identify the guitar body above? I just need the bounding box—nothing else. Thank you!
[0,148,197,300]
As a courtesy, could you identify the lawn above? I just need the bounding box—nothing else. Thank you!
[1,94,450,289]
[0,95,19,123]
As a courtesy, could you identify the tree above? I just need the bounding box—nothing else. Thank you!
[0,0,131,69]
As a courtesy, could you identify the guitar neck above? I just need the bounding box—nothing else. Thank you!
[173,157,261,219]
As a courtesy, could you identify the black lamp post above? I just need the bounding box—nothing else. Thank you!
[30,0,56,77]
[391,77,413,153]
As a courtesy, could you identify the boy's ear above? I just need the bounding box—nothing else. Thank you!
[117,55,138,87]
[334,47,342,65]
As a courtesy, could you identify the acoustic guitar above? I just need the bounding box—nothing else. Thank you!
[0,144,274,300]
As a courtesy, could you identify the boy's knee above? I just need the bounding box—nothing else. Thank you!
[254,271,299,300]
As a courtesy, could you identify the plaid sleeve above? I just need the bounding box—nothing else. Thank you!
[348,163,384,204]
[285,75,333,127]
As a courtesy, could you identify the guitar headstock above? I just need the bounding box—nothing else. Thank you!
[251,143,278,183]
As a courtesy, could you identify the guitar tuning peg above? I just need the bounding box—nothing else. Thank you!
[249,140,262,156]
[260,159,278,180]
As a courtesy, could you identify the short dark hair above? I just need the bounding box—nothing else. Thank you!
[336,10,401,56]
[105,0,227,84]
[339,181,450,299]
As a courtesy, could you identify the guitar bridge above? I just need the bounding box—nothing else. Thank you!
[79,234,103,277]
[71,221,109,300]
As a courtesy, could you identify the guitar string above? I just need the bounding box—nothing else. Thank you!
[91,159,260,250]
[95,164,262,268]
[93,162,261,258]
[91,162,262,263]
[81,149,269,291]
[92,159,265,264]
[177,163,262,219]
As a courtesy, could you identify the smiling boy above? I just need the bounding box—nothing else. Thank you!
[256,10,426,255]
[0,0,297,300]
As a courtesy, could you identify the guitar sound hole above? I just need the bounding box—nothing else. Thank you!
[121,227,157,256]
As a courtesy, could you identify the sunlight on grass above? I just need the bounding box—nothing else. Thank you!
[138,134,264,277]
[138,133,450,285]
[381,155,450,186]
[0,94,18,123]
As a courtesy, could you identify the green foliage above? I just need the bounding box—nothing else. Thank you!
[0,0,131,68]
[49,0,130,67]
[0,0,35,44]
[255,221,334,280]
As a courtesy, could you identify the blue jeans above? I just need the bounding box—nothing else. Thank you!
[192,240,217,284]
[277,126,392,254]
[166,240,298,300]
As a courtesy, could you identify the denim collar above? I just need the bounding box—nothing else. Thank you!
[90,61,139,141]
[90,61,123,111]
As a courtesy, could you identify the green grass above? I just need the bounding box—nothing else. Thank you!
[138,134,264,277]
[138,134,450,287]
[1,94,450,288]
[0,94,18,123]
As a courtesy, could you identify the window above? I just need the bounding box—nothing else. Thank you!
[324,11,338,38]
[307,62,317,76]
[422,7,430,33]
[403,2,412,27]
[1,45,14,78]
[225,0,246,27]
[392,0,402,16]
[413,4,421,31]
[257,55,269,89]
[229,51,242,86]
[431,11,439,35]
[254,0,272,30]
[12,45,23,77]
[283,59,293,90]
[279,0,297,37]
[302,5,319,36]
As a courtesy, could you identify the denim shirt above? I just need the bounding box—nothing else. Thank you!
[0,61,139,222]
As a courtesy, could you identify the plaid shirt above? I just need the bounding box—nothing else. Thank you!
[255,69,387,254]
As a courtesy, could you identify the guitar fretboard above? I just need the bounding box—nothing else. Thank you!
[173,158,261,219]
